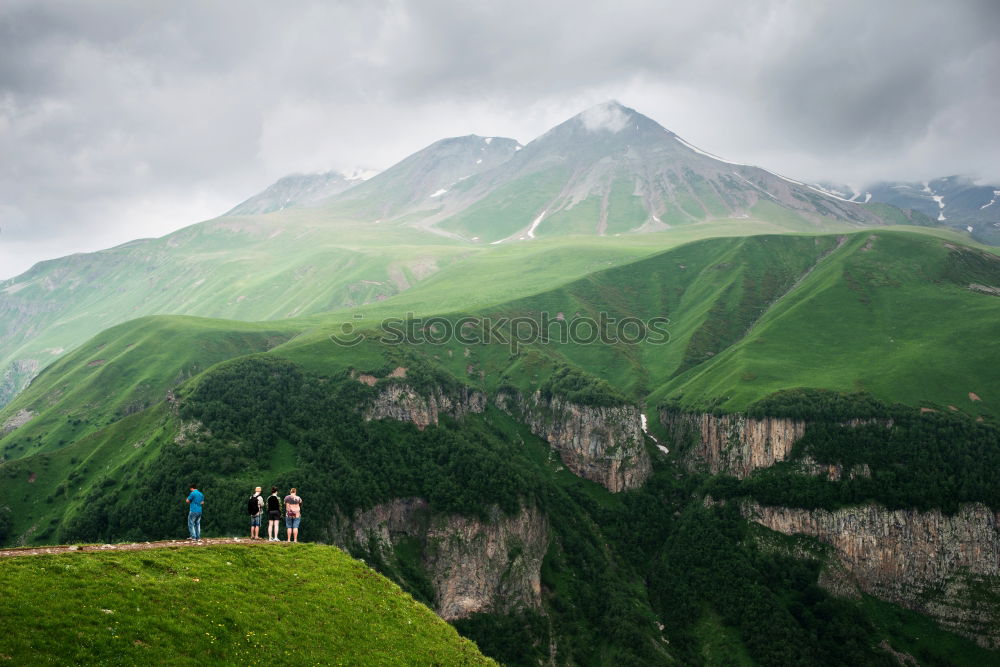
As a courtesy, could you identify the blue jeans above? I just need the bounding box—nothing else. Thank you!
[188,511,202,539]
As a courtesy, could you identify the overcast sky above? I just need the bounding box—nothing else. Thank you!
[1,0,998,279]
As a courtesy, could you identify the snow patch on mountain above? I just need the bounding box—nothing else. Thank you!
[733,172,778,201]
[676,135,855,204]
[674,135,743,166]
[526,211,546,239]
[345,168,379,181]
[931,194,946,221]
[981,191,1000,210]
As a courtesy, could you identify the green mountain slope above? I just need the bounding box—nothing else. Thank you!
[2,102,958,414]
[0,315,299,460]
[0,213,470,409]
[658,233,1000,415]
[0,543,493,665]
[269,229,1000,420]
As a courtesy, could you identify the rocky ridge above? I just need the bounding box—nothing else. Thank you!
[744,500,1000,648]
[0,359,40,411]
[497,389,651,492]
[362,382,487,430]
[661,410,806,478]
[332,497,548,620]
[1,407,35,438]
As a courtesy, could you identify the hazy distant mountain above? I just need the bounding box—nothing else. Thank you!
[365,101,893,242]
[867,176,1000,244]
[225,171,367,216]
[230,102,925,244]
[328,135,522,222]
[815,175,1000,245]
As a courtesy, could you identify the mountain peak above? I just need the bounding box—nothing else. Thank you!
[549,100,674,141]
[224,170,362,216]
[578,100,633,133]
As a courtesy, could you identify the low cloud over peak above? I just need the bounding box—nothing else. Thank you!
[579,101,631,133]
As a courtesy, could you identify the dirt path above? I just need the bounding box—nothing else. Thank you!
[0,537,296,559]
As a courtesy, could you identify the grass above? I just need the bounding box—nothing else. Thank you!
[0,543,493,665]
[691,609,755,666]
[659,231,1000,417]
[437,168,570,240]
[0,404,175,545]
[1,315,299,459]
[280,229,1000,422]
[861,594,998,666]
[2,226,1000,661]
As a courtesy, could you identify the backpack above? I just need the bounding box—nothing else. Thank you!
[247,495,259,516]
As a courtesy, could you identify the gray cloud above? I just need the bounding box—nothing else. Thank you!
[1,0,997,278]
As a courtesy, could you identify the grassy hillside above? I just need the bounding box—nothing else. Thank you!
[658,232,1000,416]
[3,228,1000,664]
[0,315,301,460]
[5,229,999,485]
[5,198,977,414]
[0,543,493,665]
[0,213,472,408]
[271,229,1000,421]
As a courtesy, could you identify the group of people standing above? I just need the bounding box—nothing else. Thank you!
[184,484,303,542]
[248,485,303,542]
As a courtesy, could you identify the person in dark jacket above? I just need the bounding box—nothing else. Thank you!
[266,486,282,541]
[248,486,264,540]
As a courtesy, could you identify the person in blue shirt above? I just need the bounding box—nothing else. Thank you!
[186,484,205,541]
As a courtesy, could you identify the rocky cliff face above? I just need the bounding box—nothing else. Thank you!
[0,359,40,411]
[363,383,487,430]
[745,501,1000,648]
[497,390,651,492]
[333,498,549,620]
[662,410,806,478]
[0,408,35,438]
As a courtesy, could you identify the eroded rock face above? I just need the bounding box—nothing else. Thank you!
[662,411,894,479]
[0,359,40,411]
[662,410,806,478]
[745,501,1000,648]
[497,390,651,492]
[333,498,549,620]
[1,408,35,438]
[363,383,487,430]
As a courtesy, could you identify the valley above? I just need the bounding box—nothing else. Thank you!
[2,102,999,665]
